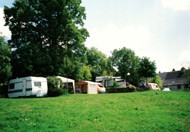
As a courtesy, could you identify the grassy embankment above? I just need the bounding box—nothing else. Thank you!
[0,91,189,131]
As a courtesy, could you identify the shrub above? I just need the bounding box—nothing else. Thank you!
[0,85,8,98]
[47,76,64,97]
[113,81,119,88]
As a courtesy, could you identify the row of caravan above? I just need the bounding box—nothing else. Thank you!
[8,76,106,98]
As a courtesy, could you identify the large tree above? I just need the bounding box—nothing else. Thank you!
[138,57,156,83]
[59,45,92,82]
[4,0,88,77]
[110,47,140,85]
[0,35,12,84]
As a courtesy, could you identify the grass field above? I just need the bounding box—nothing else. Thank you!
[0,91,190,131]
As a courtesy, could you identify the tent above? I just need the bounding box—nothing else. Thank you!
[57,76,76,94]
[162,87,171,91]
[76,81,99,94]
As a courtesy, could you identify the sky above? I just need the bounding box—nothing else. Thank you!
[0,0,190,73]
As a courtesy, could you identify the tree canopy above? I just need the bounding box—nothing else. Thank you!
[138,57,156,83]
[0,35,12,84]
[110,47,140,85]
[4,0,88,77]
[2,0,158,85]
[86,47,114,81]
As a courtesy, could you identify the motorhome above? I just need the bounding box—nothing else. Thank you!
[8,76,48,98]
[96,76,126,88]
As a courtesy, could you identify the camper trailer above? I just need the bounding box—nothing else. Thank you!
[147,83,160,90]
[8,76,48,98]
[96,76,126,88]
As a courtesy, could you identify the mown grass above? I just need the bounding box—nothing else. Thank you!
[0,91,190,131]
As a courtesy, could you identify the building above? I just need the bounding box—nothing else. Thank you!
[159,70,189,91]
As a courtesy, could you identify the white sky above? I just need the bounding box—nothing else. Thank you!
[1,0,190,72]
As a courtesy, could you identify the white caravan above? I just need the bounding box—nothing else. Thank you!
[8,76,48,98]
[147,83,160,90]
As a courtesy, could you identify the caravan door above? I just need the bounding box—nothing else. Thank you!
[22,79,26,96]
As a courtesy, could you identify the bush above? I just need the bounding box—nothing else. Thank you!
[47,76,64,97]
[0,85,8,98]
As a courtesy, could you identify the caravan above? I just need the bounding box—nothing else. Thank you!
[8,76,48,98]
[147,83,160,90]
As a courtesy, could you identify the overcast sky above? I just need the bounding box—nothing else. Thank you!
[1,0,190,72]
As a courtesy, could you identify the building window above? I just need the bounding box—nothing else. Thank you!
[177,85,181,89]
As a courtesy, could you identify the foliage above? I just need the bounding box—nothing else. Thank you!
[2,0,159,85]
[80,65,92,81]
[60,46,92,82]
[0,91,189,131]
[110,47,140,85]
[86,47,115,81]
[0,85,8,98]
[113,81,119,88]
[0,35,12,85]
[149,74,163,89]
[47,76,64,97]
[138,57,156,83]
[4,0,88,78]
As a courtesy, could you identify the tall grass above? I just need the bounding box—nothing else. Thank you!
[0,91,189,131]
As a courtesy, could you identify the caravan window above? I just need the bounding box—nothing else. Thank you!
[34,81,41,87]
[9,84,15,89]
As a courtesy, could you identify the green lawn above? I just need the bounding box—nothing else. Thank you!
[0,91,190,131]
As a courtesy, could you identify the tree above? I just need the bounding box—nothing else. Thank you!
[86,47,114,81]
[4,0,88,77]
[0,35,12,85]
[110,47,140,85]
[149,74,163,89]
[57,44,92,82]
[138,57,156,83]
